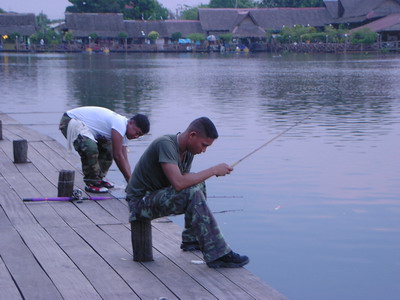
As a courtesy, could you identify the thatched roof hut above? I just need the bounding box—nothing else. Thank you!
[0,13,36,36]
[64,13,126,38]
[323,0,400,23]
[351,13,400,36]
[199,8,332,35]
[124,20,203,39]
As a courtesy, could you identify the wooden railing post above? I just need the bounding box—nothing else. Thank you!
[0,120,3,140]
[13,139,28,163]
[131,220,153,262]
[58,170,75,197]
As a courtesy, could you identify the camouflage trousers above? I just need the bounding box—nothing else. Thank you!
[59,113,113,184]
[127,182,231,263]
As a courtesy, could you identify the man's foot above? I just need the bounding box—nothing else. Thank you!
[101,180,115,189]
[207,251,249,268]
[85,184,108,193]
[180,241,201,251]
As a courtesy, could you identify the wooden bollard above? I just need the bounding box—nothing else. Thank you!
[57,170,75,197]
[13,139,28,163]
[0,120,3,140]
[131,220,153,262]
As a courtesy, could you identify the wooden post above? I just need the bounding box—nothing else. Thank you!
[0,120,3,140]
[131,220,153,262]
[13,139,28,163]
[57,170,75,197]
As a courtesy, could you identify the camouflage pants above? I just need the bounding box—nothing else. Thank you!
[127,182,231,262]
[59,113,113,184]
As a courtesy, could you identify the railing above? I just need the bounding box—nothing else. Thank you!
[1,40,399,53]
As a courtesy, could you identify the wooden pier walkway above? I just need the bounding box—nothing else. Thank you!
[0,112,286,300]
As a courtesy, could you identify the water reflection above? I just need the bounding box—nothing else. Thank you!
[0,52,399,300]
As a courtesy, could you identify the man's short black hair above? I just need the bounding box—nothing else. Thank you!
[131,114,150,134]
[188,117,218,139]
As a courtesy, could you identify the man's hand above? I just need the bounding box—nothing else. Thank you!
[213,163,233,177]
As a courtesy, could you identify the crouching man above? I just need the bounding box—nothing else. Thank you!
[59,106,149,193]
[126,117,249,268]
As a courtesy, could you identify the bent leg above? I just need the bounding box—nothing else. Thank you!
[73,135,101,184]
[128,183,231,263]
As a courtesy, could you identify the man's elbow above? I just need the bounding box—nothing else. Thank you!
[172,182,185,192]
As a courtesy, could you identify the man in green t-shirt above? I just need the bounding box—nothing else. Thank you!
[126,117,249,268]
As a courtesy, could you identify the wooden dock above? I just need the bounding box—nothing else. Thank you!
[0,112,286,300]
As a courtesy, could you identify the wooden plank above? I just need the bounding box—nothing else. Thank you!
[0,148,40,200]
[72,224,179,300]
[0,176,38,226]
[96,198,130,224]
[14,223,102,300]
[4,124,53,142]
[152,219,287,300]
[0,256,22,300]
[45,225,140,299]
[0,208,62,299]
[102,223,252,299]
[42,139,83,171]
[0,113,20,125]
[0,128,21,141]
[29,141,80,174]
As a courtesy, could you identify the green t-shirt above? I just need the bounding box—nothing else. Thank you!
[126,134,193,198]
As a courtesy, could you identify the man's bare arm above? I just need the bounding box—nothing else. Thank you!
[111,129,131,182]
[161,162,232,191]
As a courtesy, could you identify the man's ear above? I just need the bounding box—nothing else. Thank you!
[188,131,197,139]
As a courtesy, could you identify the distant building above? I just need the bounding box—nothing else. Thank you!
[0,13,37,37]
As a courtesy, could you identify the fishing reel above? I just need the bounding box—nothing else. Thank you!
[72,189,84,202]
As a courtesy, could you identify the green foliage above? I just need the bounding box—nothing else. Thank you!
[64,32,74,43]
[0,8,6,13]
[66,0,168,20]
[118,32,128,39]
[5,32,21,43]
[182,7,199,20]
[148,31,160,41]
[350,28,377,45]
[187,33,206,42]
[171,32,182,42]
[88,32,99,40]
[209,0,255,8]
[258,0,324,8]
[123,0,169,20]
[277,25,316,43]
[30,30,62,44]
[36,13,51,32]
[219,33,232,42]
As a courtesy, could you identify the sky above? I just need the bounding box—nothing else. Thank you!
[0,0,204,19]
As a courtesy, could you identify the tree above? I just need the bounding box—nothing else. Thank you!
[66,0,168,20]
[181,7,199,20]
[209,0,255,8]
[36,13,51,33]
[350,28,377,45]
[148,31,160,43]
[187,33,206,43]
[258,0,324,8]
[219,33,232,43]
[171,32,182,43]
[64,32,74,44]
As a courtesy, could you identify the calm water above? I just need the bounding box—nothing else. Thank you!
[1,52,399,300]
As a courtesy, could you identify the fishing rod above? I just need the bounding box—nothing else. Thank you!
[231,107,323,167]
[23,189,243,202]
[23,189,122,202]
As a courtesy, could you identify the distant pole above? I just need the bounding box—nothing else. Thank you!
[57,170,75,197]
[13,139,28,163]
[0,120,3,140]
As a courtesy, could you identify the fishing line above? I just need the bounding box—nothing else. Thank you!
[231,106,323,168]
